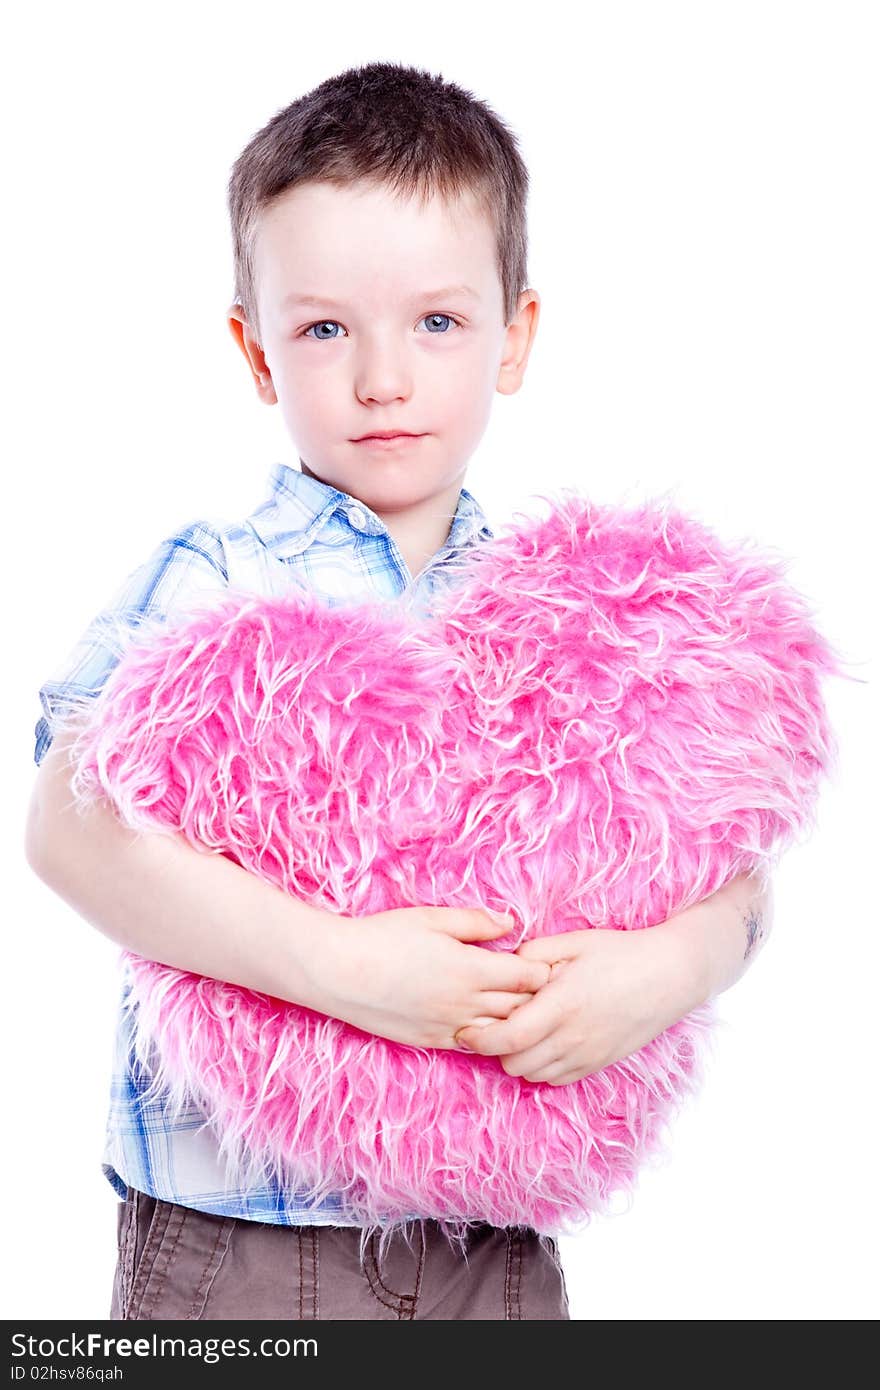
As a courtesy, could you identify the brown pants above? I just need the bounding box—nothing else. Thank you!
[110,1185,570,1320]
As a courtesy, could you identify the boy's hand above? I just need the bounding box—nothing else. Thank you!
[450,871,770,1083]
[452,926,693,1085]
[307,907,551,1051]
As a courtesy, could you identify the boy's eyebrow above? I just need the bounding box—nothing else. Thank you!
[280,285,480,310]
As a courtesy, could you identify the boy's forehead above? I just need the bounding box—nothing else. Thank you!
[263,176,488,230]
[253,180,498,311]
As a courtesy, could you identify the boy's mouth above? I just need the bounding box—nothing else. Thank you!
[352,432,427,448]
[353,429,424,439]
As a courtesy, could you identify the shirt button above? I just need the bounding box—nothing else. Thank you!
[347,506,367,530]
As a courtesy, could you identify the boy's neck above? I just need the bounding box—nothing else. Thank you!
[374,483,465,582]
[299,463,465,583]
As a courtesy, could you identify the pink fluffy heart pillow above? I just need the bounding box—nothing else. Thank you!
[64,491,844,1238]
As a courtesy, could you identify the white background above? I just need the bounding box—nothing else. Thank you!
[4,0,877,1321]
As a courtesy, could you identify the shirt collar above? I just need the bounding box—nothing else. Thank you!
[249,461,494,557]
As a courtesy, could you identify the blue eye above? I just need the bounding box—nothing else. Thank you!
[304,321,345,340]
[301,313,461,340]
[419,313,459,333]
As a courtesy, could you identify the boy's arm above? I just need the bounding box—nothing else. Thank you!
[25,729,549,1047]
[25,728,336,1007]
[26,520,341,1004]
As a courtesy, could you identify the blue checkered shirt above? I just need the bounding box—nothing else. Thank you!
[34,463,494,1224]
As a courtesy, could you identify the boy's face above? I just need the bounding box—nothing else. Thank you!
[228,179,539,518]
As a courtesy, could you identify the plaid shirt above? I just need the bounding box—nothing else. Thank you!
[34,462,494,1224]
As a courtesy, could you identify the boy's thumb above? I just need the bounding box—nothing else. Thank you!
[436,907,517,941]
[483,908,517,933]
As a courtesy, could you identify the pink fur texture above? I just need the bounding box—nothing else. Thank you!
[65,492,844,1239]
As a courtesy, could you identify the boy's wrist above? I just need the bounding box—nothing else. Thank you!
[653,870,771,1008]
[650,910,713,1014]
[273,902,358,1016]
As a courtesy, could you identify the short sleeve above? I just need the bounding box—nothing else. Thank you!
[34,520,229,766]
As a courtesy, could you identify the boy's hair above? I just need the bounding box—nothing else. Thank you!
[227,61,530,342]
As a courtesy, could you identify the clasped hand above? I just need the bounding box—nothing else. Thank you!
[314,905,691,1087]
[455,924,686,1085]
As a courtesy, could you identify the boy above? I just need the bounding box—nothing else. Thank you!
[25,61,772,1321]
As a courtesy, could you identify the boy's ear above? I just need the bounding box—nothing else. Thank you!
[226,303,277,405]
[496,289,541,397]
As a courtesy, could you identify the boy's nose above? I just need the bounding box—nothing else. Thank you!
[354,350,414,402]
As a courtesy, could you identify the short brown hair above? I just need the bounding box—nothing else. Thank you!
[227,61,530,340]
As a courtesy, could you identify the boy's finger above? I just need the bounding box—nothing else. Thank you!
[485,956,551,993]
[432,908,516,941]
[474,991,533,1018]
[455,1000,549,1056]
[454,1019,513,1054]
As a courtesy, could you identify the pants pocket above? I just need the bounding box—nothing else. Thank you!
[109,1192,135,1320]
[509,1230,571,1321]
[118,1187,235,1321]
[362,1226,426,1320]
